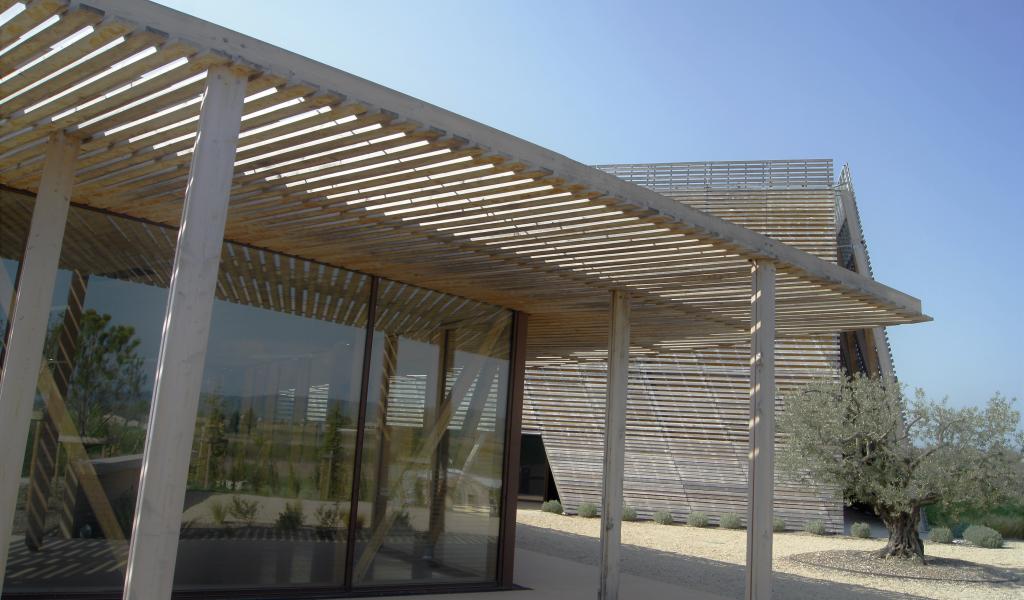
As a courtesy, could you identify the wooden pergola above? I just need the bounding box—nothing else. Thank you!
[0,2,928,600]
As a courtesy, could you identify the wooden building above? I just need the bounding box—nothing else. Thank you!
[0,3,926,600]
[523,160,892,533]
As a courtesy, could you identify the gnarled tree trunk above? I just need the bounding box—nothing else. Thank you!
[877,506,924,562]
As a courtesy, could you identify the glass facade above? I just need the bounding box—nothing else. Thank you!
[0,191,518,598]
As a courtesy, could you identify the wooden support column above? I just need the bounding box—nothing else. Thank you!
[122,65,247,600]
[0,132,79,591]
[599,289,629,600]
[745,260,776,600]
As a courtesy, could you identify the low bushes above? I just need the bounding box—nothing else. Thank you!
[804,519,827,535]
[540,500,563,515]
[687,511,710,527]
[275,501,304,532]
[964,525,1004,548]
[928,526,954,544]
[925,502,1024,539]
[622,506,638,521]
[653,510,674,525]
[772,517,786,532]
[578,502,599,518]
[720,513,745,530]
[229,496,260,526]
[850,522,872,538]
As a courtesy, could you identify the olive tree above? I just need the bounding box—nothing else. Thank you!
[778,374,1023,562]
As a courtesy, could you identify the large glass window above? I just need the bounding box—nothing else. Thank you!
[173,252,372,591]
[1,190,516,597]
[353,280,512,586]
[2,194,174,595]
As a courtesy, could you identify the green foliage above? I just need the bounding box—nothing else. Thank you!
[228,496,260,526]
[192,395,228,489]
[276,501,304,531]
[772,517,787,532]
[622,506,638,522]
[318,406,346,500]
[653,510,674,525]
[578,502,598,518]
[928,526,954,544]
[687,511,709,527]
[541,500,563,515]
[57,310,146,455]
[963,525,1003,548]
[210,501,229,526]
[314,503,344,534]
[805,520,827,535]
[851,522,872,538]
[926,501,1024,539]
[778,375,1023,553]
[719,513,744,529]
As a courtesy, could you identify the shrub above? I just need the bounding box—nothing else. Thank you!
[720,513,745,530]
[314,503,344,534]
[541,500,563,515]
[578,502,599,518]
[653,510,674,525]
[276,501,304,532]
[964,525,1003,548]
[929,526,954,544]
[772,517,786,532]
[804,520,827,535]
[209,500,229,526]
[622,506,638,522]
[850,522,872,539]
[687,511,710,527]
[229,496,260,526]
[980,514,1024,539]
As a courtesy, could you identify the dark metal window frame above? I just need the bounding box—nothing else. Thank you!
[0,197,529,599]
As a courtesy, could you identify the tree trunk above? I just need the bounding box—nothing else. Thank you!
[877,506,924,562]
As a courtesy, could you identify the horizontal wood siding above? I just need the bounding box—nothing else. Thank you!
[524,160,846,533]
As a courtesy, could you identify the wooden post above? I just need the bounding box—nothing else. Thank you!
[599,290,629,600]
[0,132,79,591]
[745,260,776,600]
[122,65,247,600]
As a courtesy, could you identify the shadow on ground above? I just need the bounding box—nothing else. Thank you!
[516,523,931,600]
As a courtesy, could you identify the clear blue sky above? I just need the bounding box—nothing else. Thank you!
[156,0,1024,408]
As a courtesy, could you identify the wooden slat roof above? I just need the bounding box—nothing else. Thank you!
[0,0,928,357]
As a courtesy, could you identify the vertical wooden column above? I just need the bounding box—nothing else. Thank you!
[745,260,776,600]
[122,65,247,600]
[599,290,629,600]
[0,132,79,590]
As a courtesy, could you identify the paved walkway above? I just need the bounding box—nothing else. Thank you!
[409,548,730,599]
[390,523,924,600]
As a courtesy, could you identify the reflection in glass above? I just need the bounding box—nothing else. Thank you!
[2,195,173,595]
[173,256,372,591]
[354,280,511,586]
[1,189,517,596]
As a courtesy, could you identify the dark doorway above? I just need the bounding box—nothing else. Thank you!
[518,434,557,502]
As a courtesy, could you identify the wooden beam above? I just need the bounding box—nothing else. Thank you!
[599,289,629,600]
[745,260,776,600]
[0,131,79,593]
[121,65,247,600]
[836,169,895,379]
[79,0,924,321]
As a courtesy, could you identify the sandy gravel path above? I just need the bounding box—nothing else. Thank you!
[517,509,1023,600]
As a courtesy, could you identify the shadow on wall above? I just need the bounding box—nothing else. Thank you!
[515,523,934,600]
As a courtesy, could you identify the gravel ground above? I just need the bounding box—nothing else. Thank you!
[518,508,1024,600]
